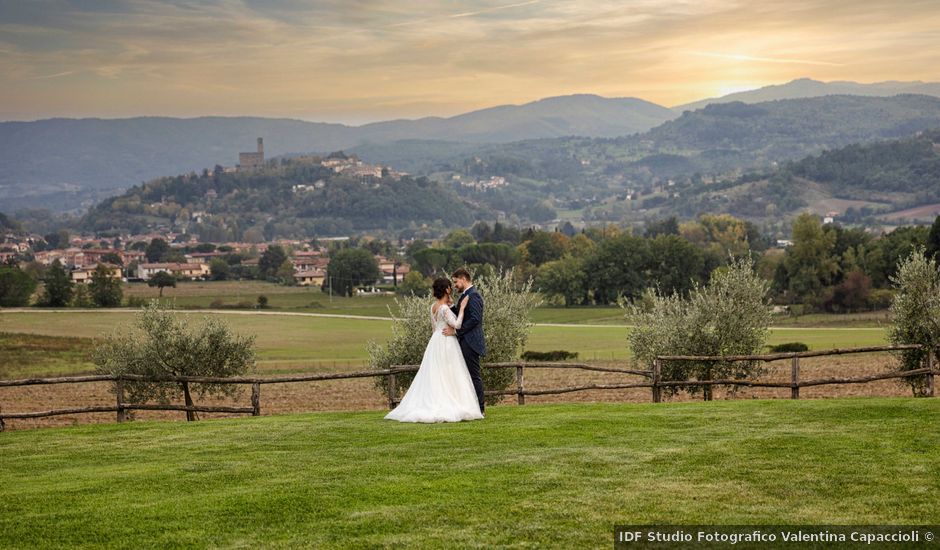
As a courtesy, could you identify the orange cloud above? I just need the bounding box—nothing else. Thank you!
[0,0,938,122]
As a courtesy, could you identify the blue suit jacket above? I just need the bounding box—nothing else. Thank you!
[452,286,486,356]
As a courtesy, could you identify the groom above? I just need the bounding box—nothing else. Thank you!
[443,267,486,415]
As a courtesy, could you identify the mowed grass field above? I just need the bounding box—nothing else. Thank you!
[124,280,400,319]
[125,280,634,324]
[1,399,937,548]
[125,280,891,327]
[0,309,888,377]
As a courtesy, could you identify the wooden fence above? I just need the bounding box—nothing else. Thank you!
[0,345,935,431]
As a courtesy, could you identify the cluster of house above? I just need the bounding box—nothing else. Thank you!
[321,154,406,181]
[453,174,508,190]
[5,230,411,290]
[33,247,141,284]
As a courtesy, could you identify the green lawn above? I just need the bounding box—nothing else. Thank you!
[0,310,888,376]
[1,399,937,548]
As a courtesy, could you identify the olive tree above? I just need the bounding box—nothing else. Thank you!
[369,269,541,405]
[93,301,257,421]
[627,257,772,400]
[887,248,940,396]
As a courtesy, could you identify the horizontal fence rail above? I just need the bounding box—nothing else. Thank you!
[651,344,935,402]
[0,346,936,431]
[655,344,923,363]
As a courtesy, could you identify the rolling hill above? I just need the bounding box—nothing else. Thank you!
[80,155,479,237]
[648,130,940,227]
[0,95,675,211]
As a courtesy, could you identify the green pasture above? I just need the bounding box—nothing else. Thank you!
[127,280,892,327]
[0,309,888,377]
[0,311,391,374]
[125,280,398,318]
[127,280,633,324]
[1,399,937,548]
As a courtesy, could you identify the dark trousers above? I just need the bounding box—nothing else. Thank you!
[459,339,485,413]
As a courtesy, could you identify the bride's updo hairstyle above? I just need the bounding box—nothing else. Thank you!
[432,277,452,299]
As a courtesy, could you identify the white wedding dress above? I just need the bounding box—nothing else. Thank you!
[384,303,485,423]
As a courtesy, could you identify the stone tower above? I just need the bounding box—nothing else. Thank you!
[238,137,265,170]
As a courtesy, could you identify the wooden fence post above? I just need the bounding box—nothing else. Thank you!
[516,365,525,405]
[927,351,935,398]
[387,372,398,409]
[116,378,126,423]
[251,383,261,416]
[791,356,800,400]
[652,360,662,403]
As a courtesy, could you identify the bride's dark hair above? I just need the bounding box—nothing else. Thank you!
[432,277,452,299]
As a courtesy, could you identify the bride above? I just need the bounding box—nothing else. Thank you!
[385,278,485,423]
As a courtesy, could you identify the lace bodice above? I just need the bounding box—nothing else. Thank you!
[431,303,463,331]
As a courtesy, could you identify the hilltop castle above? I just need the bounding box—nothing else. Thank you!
[238,138,264,170]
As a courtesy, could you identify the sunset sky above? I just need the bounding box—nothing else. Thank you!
[1,0,939,124]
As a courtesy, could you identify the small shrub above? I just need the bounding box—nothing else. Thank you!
[93,301,256,421]
[125,296,147,308]
[768,342,809,353]
[209,298,225,308]
[627,257,772,400]
[257,295,269,309]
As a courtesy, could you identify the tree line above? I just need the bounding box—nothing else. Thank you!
[385,213,940,313]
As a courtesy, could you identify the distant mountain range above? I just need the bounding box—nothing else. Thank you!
[4,77,940,213]
[349,95,940,232]
[357,94,940,178]
[674,78,940,112]
[0,94,673,212]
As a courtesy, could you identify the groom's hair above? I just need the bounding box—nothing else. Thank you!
[451,267,472,281]
[432,278,452,299]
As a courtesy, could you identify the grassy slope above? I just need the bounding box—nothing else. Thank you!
[1,399,937,548]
